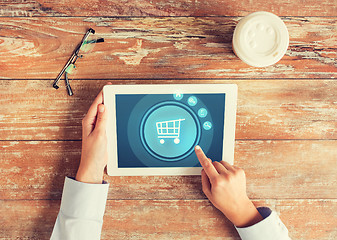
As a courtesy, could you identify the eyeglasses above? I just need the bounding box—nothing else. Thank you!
[53,28,104,95]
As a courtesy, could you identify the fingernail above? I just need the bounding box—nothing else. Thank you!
[195,145,200,150]
[98,104,105,113]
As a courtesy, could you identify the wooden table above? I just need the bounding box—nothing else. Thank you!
[1,1,336,239]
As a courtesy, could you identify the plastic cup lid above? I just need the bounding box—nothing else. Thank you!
[232,11,289,67]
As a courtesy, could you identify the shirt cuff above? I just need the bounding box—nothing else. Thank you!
[60,177,109,221]
[235,207,289,240]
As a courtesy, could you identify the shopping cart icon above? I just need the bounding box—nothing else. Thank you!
[156,119,185,144]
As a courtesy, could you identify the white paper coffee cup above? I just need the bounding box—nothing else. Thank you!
[232,11,289,67]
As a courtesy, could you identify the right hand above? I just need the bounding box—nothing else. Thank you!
[194,145,263,228]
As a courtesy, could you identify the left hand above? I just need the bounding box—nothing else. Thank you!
[76,83,111,184]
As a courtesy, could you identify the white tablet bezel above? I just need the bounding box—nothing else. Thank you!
[103,84,237,176]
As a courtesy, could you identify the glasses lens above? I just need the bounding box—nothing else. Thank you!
[65,63,77,74]
[64,63,78,85]
[80,35,97,53]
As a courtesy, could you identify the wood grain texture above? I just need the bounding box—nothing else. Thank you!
[1,0,337,17]
[0,17,336,79]
[1,199,336,239]
[1,2,336,238]
[1,79,336,141]
[1,140,336,200]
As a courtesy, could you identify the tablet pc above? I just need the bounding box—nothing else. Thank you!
[103,84,237,176]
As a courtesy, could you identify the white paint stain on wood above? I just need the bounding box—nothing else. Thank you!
[173,41,189,49]
[1,142,19,148]
[287,49,337,67]
[113,39,161,65]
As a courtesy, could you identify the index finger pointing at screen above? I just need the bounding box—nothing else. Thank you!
[195,145,218,180]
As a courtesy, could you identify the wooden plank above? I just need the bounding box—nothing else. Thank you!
[1,0,337,17]
[0,199,336,239]
[0,79,336,140]
[0,17,336,79]
[1,140,336,200]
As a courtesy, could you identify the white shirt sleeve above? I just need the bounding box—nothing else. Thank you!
[50,177,109,240]
[235,207,291,240]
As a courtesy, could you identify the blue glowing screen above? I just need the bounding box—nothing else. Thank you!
[115,94,225,168]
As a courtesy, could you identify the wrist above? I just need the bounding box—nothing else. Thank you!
[76,163,104,184]
[227,199,263,228]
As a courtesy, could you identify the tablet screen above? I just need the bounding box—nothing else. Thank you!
[115,93,226,168]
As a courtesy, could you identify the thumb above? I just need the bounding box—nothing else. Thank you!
[94,104,107,132]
